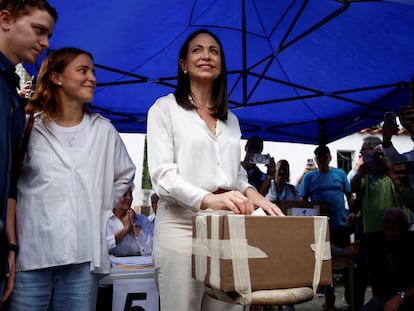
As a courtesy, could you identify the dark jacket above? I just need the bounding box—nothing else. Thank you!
[0,52,26,274]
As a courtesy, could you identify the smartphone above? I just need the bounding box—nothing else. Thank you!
[384,111,397,127]
[306,158,314,169]
[249,154,270,165]
[25,75,36,99]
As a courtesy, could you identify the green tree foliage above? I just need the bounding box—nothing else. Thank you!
[141,135,152,190]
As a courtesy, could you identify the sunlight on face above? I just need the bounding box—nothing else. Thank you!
[182,33,222,82]
[57,54,96,104]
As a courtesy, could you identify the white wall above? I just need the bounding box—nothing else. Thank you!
[121,132,413,208]
[262,132,410,185]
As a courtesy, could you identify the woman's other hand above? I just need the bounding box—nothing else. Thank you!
[201,190,254,214]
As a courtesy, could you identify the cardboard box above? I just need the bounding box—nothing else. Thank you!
[192,214,332,298]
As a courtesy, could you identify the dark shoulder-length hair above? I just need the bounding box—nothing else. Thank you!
[26,47,94,119]
[174,29,229,121]
[277,159,291,182]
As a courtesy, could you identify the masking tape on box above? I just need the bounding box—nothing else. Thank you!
[194,215,208,285]
[310,216,331,294]
[193,214,267,304]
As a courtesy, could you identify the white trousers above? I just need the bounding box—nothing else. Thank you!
[153,202,245,311]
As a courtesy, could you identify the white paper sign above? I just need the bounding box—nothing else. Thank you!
[288,207,318,216]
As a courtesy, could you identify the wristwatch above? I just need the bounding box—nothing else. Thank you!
[9,243,19,257]
[398,291,406,300]
[382,140,392,148]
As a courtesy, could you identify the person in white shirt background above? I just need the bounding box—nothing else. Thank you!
[107,185,153,256]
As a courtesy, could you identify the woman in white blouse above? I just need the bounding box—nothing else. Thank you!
[147,29,283,311]
[9,47,135,311]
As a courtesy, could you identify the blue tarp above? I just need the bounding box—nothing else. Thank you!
[27,0,414,144]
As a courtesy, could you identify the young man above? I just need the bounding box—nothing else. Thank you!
[0,0,57,306]
[299,145,353,311]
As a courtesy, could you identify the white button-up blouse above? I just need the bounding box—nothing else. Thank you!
[147,93,251,211]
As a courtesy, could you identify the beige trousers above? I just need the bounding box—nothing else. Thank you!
[153,202,245,311]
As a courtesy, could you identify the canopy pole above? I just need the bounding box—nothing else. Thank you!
[318,119,326,146]
[242,0,247,105]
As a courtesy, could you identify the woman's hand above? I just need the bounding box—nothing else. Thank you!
[201,187,284,216]
[201,190,254,215]
[121,209,135,231]
[244,187,284,216]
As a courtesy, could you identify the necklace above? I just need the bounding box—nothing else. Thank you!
[188,94,196,107]
[188,94,215,110]
[188,94,217,136]
[58,123,82,148]
[66,133,77,147]
[51,115,88,151]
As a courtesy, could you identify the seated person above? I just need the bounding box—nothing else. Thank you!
[106,186,153,256]
[147,193,158,229]
[262,159,299,202]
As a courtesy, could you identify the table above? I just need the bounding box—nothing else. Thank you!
[99,256,159,311]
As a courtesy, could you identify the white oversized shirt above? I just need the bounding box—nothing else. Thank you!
[147,93,251,211]
[16,113,135,274]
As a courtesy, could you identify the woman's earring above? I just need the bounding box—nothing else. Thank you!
[183,70,187,74]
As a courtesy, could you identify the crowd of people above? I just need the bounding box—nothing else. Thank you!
[1,1,413,311]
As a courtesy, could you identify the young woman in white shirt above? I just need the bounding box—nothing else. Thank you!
[8,47,135,311]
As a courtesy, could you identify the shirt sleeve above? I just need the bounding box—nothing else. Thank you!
[111,128,136,209]
[147,97,210,210]
[106,215,117,251]
[136,225,153,256]
[342,171,351,193]
[238,164,253,193]
[299,173,310,197]
[383,145,406,163]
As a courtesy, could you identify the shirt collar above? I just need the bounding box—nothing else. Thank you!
[0,51,20,87]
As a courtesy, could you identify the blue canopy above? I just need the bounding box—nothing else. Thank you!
[28,0,414,144]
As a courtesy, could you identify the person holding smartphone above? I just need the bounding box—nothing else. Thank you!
[241,135,276,193]
[383,104,414,210]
